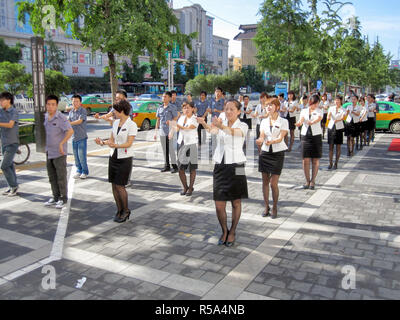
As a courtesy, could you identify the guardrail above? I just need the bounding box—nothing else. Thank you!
[15,99,34,114]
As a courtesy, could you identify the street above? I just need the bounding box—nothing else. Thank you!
[0,119,399,300]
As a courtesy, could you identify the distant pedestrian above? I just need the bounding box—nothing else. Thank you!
[256,98,288,219]
[44,95,74,209]
[94,89,130,123]
[171,90,182,114]
[327,96,346,170]
[296,94,323,190]
[252,92,269,142]
[195,91,210,145]
[0,92,19,197]
[154,92,179,173]
[210,87,225,156]
[95,100,137,223]
[68,94,89,179]
[345,95,361,156]
[240,95,253,130]
[366,94,377,145]
[171,102,198,197]
[320,93,330,140]
[198,99,248,247]
[287,91,299,152]
[359,96,369,150]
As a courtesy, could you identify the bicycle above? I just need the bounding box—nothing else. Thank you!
[0,122,34,165]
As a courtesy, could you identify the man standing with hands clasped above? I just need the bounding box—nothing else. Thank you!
[44,95,74,209]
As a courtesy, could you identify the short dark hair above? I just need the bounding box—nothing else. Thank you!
[260,92,269,99]
[215,87,223,93]
[200,91,207,96]
[243,95,250,100]
[112,100,131,116]
[164,91,172,98]
[367,94,376,100]
[171,90,177,96]
[352,94,359,100]
[0,92,14,105]
[72,94,82,102]
[46,95,59,104]
[288,91,296,100]
[279,93,285,98]
[186,93,192,97]
[183,101,195,108]
[116,89,128,98]
[309,94,320,105]
[335,96,343,104]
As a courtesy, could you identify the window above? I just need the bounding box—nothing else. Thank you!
[22,47,31,61]
[84,53,92,65]
[218,49,223,57]
[218,40,222,45]
[146,103,158,112]
[378,104,394,112]
[72,52,78,64]
[97,54,102,66]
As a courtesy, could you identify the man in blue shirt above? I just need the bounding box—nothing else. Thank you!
[210,87,225,156]
[0,92,19,197]
[154,91,178,173]
[68,94,89,179]
[44,95,74,209]
[195,91,210,145]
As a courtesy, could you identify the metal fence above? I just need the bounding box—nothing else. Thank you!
[14,98,34,114]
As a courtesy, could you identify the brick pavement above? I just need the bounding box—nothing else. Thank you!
[0,131,399,300]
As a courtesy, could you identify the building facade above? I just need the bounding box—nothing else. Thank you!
[212,35,229,75]
[229,56,242,72]
[234,24,258,67]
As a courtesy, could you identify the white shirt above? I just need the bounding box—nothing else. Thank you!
[213,118,248,164]
[254,104,266,125]
[279,100,288,118]
[260,116,289,153]
[240,103,253,119]
[111,118,138,159]
[218,112,227,122]
[177,115,199,145]
[346,104,360,123]
[300,108,323,136]
[367,102,377,118]
[327,106,345,130]
[320,101,330,114]
[360,105,368,122]
[288,101,299,118]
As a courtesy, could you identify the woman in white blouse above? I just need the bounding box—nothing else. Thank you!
[366,94,377,145]
[327,96,345,170]
[320,93,330,140]
[197,100,248,247]
[295,94,323,190]
[170,102,199,196]
[95,100,137,223]
[287,91,299,152]
[345,95,361,157]
[256,98,288,219]
[359,96,369,150]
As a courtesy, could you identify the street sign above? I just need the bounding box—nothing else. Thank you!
[317,80,323,90]
[194,64,205,76]
[172,42,180,59]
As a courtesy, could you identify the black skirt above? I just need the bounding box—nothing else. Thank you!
[328,127,344,145]
[213,160,248,201]
[321,113,328,125]
[367,117,376,131]
[259,149,285,175]
[360,121,368,132]
[345,121,358,137]
[108,150,133,186]
[177,143,198,171]
[288,116,296,131]
[301,128,322,159]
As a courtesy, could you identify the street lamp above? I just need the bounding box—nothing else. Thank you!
[197,42,202,75]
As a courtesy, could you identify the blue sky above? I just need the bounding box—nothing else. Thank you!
[173,0,400,60]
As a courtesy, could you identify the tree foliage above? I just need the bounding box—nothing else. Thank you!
[0,38,23,63]
[185,72,245,96]
[0,62,31,94]
[241,65,266,92]
[45,36,67,72]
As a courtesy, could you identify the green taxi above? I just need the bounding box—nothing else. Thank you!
[343,101,400,134]
[82,96,112,115]
[130,100,161,131]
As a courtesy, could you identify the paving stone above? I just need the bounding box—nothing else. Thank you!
[311,285,336,299]
[186,249,206,259]
[200,271,225,284]
[246,282,272,296]
[109,287,137,300]
[372,260,394,270]
[378,287,400,300]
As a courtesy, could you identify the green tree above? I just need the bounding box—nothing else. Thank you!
[122,60,147,83]
[44,69,71,96]
[150,62,162,82]
[0,62,31,94]
[255,0,308,91]
[45,36,67,72]
[18,0,194,103]
[185,72,244,96]
[0,38,23,63]
[241,65,265,92]
[365,39,392,92]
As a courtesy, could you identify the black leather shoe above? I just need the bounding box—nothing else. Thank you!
[115,210,131,223]
[113,211,122,222]
[180,189,188,196]
[171,167,178,174]
[186,188,194,196]
[262,207,271,217]
[161,167,171,172]
[218,233,228,246]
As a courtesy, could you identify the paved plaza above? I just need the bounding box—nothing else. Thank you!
[0,127,399,300]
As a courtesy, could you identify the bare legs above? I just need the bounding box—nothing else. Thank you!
[262,173,280,216]
[215,199,242,244]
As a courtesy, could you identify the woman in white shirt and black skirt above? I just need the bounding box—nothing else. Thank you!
[256,98,288,219]
[95,100,137,223]
[345,95,361,157]
[171,102,199,196]
[197,100,248,247]
[296,94,323,190]
[327,96,345,170]
[287,91,299,152]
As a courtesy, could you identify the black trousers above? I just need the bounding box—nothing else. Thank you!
[160,135,177,168]
[46,155,68,202]
[197,117,208,145]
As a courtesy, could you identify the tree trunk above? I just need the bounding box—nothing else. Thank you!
[299,74,303,97]
[307,78,311,93]
[108,52,118,105]
[288,74,291,92]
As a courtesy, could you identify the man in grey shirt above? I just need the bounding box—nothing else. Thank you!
[44,95,74,209]
[68,94,89,179]
[0,92,19,197]
[171,90,182,114]
[154,91,178,173]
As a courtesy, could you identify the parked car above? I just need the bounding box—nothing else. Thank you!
[130,100,161,131]
[343,101,400,134]
[375,94,388,101]
[133,94,162,101]
[81,96,112,115]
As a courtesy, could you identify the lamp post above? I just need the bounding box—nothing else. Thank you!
[197,42,202,75]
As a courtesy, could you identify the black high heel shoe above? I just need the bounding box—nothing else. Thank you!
[180,188,188,196]
[225,232,235,247]
[218,232,228,246]
[262,206,271,217]
[115,210,131,223]
[113,210,122,222]
[186,188,194,196]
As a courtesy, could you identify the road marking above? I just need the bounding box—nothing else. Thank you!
[0,228,51,250]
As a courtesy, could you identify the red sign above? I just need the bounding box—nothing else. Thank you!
[90,68,95,75]
[208,19,212,27]
[79,54,85,63]
[72,66,78,74]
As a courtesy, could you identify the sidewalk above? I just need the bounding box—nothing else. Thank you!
[0,132,399,300]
